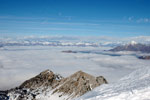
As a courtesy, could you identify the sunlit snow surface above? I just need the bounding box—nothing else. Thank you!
[77,66,150,100]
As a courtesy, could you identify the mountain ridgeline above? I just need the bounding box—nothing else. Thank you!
[110,41,150,53]
[3,70,107,100]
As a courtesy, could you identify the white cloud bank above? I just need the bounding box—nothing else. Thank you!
[0,46,150,90]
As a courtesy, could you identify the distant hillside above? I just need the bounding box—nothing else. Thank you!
[110,41,150,53]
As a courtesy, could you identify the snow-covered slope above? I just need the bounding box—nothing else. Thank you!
[78,66,150,100]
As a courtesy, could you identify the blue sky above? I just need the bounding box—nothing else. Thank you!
[0,0,150,37]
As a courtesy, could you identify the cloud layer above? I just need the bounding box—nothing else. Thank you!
[0,46,150,90]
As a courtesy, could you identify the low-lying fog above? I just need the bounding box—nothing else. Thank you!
[0,46,150,90]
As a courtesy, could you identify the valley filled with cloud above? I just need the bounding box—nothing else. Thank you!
[0,45,150,90]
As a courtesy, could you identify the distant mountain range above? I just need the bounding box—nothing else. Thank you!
[0,70,107,100]
[0,41,100,47]
[0,41,125,47]
[1,36,150,47]
[110,41,150,53]
[0,36,127,47]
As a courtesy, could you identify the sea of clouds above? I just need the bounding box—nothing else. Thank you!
[0,46,150,90]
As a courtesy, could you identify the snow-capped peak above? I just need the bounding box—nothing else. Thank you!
[130,41,137,45]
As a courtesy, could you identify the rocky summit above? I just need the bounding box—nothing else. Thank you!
[19,70,63,89]
[53,70,107,99]
[4,70,107,100]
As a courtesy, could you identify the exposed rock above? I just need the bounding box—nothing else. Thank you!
[96,76,108,85]
[19,69,63,89]
[62,50,77,53]
[138,56,150,60]
[0,91,9,100]
[6,70,107,100]
[53,71,108,99]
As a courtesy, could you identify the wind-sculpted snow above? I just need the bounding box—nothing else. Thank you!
[78,66,150,100]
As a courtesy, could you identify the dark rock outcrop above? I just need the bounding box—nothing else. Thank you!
[0,91,9,100]
[138,56,150,60]
[62,50,77,53]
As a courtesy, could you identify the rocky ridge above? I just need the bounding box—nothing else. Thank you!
[5,70,107,100]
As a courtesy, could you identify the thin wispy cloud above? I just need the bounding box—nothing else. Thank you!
[0,16,100,26]
[0,16,149,37]
[0,16,55,20]
[40,21,100,25]
[137,18,150,23]
[0,0,149,37]
[128,16,134,21]
[127,16,150,23]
